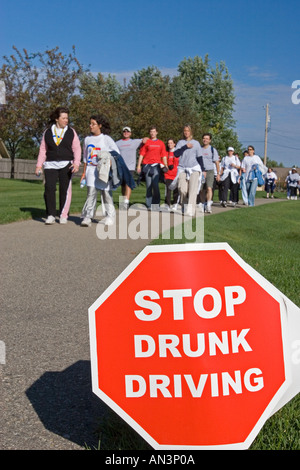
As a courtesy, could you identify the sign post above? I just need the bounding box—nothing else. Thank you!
[89,243,299,450]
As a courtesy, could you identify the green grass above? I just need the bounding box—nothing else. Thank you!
[153,201,299,450]
[154,201,300,307]
[0,177,159,224]
[1,178,300,450]
[93,202,300,450]
[0,177,288,225]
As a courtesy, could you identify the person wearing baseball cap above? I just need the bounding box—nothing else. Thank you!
[219,146,241,207]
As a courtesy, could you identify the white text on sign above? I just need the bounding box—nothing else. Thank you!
[125,285,265,399]
[134,286,246,320]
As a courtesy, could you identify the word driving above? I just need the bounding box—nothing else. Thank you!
[124,284,266,399]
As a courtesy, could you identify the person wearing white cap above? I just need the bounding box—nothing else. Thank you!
[219,147,241,207]
[116,127,148,208]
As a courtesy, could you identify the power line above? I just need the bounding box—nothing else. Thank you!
[269,130,300,141]
[270,127,299,136]
[267,141,300,151]
[239,140,300,151]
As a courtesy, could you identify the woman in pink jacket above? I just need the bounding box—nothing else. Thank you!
[35,107,81,224]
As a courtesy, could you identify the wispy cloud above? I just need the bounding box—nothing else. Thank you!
[246,66,278,81]
[102,66,178,83]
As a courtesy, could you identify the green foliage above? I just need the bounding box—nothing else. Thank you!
[0,46,82,176]
[174,55,239,154]
[0,47,241,172]
[266,157,284,168]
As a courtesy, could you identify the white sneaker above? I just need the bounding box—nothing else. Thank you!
[120,199,129,210]
[185,209,194,217]
[45,215,56,225]
[59,217,68,224]
[81,217,92,227]
[206,203,212,213]
[99,216,114,226]
[197,203,204,213]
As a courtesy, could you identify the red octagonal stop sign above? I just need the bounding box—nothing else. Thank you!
[89,243,291,450]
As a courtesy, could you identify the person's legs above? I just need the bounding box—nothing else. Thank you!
[178,172,188,206]
[220,175,231,205]
[58,163,72,219]
[187,171,200,214]
[151,166,161,207]
[205,170,214,203]
[145,169,154,208]
[44,168,59,217]
[101,189,116,219]
[241,176,248,205]
[81,186,98,219]
[165,179,172,207]
[247,179,258,206]
[230,181,239,204]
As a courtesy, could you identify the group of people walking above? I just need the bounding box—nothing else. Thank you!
[35,107,290,226]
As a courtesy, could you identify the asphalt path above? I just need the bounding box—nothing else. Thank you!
[0,198,282,450]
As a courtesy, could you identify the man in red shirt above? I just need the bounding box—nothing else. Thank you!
[137,126,167,209]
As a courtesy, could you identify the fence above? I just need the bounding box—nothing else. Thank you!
[0,158,292,186]
[0,158,83,180]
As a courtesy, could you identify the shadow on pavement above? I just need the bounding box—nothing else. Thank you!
[20,207,82,225]
[26,360,105,449]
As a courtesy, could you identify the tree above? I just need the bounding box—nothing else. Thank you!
[121,66,185,142]
[266,158,284,168]
[71,71,124,139]
[175,55,239,154]
[0,46,82,177]
[0,48,242,176]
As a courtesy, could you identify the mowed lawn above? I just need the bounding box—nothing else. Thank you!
[0,176,157,223]
[153,200,300,450]
[1,177,300,449]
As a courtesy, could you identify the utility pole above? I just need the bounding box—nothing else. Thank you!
[264,103,270,166]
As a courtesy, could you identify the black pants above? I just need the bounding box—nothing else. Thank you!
[44,163,72,217]
[165,179,179,206]
[220,175,239,203]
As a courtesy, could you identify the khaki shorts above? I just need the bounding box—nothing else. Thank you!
[203,169,215,189]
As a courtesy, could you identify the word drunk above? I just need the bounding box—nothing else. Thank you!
[125,284,266,399]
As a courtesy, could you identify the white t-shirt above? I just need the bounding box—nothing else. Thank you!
[241,155,264,181]
[220,155,240,183]
[83,134,119,189]
[221,155,240,170]
[266,171,277,181]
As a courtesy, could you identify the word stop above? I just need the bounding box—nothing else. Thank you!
[134,286,246,321]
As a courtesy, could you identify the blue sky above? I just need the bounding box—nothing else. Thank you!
[1,0,300,166]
